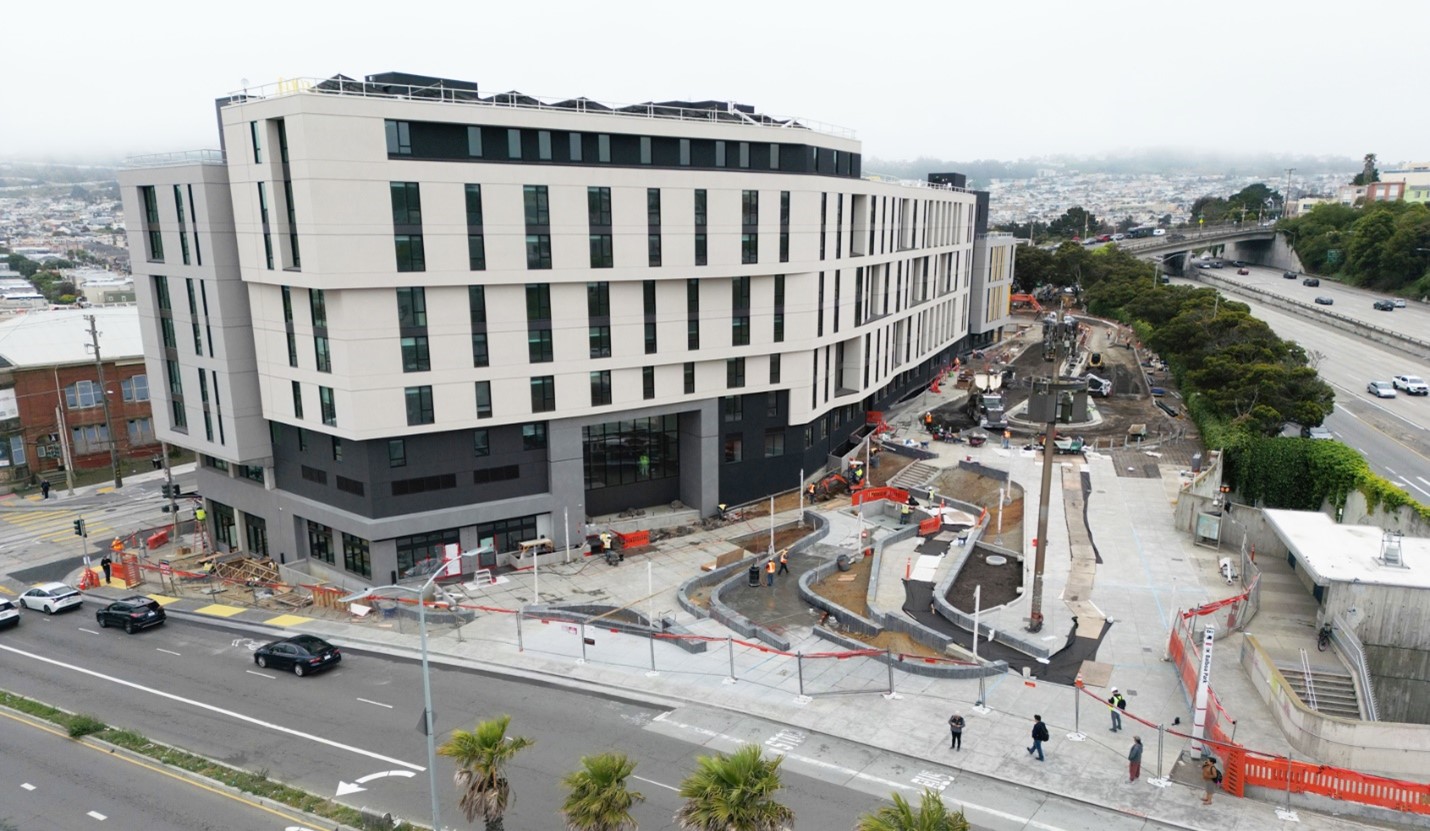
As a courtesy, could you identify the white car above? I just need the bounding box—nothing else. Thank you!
[1366,381,1397,399]
[19,582,83,614]
[0,598,19,628]
[1392,375,1427,395]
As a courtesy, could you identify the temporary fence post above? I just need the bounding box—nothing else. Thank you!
[516,609,524,652]
[1156,723,1165,778]
[976,672,986,708]
[580,621,588,663]
[726,636,736,683]
[648,631,658,674]
[1073,684,1081,734]
[1284,753,1293,810]
[797,652,805,697]
[885,647,895,695]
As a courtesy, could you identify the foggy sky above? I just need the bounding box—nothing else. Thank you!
[1,0,1421,166]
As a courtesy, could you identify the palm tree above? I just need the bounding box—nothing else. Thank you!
[855,789,969,831]
[674,743,794,831]
[436,714,534,831]
[561,751,645,831]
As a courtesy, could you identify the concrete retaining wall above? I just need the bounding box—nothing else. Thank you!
[932,542,1049,659]
[524,603,708,654]
[812,625,1007,679]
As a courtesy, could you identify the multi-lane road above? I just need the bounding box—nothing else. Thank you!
[1176,264,1430,498]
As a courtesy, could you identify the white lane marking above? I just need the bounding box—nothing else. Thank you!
[247,670,276,679]
[631,774,679,792]
[1356,447,1368,455]
[356,698,393,709]
[650,712,1062,829]
[0,643,423,772]
[1419,476,1430,487]
[1400,478,1430,499]
[88,811,107,820]
[79,627,101,635]
[1386,467,1398,475]
[156,648,181,656]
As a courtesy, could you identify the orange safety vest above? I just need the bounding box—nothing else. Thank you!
[779,552,788,565]
[765,560,776,574]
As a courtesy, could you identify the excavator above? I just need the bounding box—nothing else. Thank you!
[1010,293,1044,313]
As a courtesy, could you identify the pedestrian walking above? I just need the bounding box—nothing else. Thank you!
[100,555,113,585]
[1127,737,1143,782]
[1109,687,1126,731]
[764,558,776,587]
[948,713,965,750]
[1200,757,1220,804]
[777,550,790,575]
[1027,714,1049,761]
[41,479,51,499]
[1001,429,1011,449]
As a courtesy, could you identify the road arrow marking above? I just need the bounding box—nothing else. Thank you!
[336,769,417,796]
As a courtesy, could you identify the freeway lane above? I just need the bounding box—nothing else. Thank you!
[0,613,903,830]
[0,707,316,831]
[1208,263,1429,335]
[1173,273,1430,496]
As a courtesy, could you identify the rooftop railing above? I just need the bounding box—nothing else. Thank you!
[123,150,226,168]
[224,77,857,140]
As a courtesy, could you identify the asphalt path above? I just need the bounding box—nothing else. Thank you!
[0,705,319,831]
[1171,272,1430,496]
[0,611,912,830]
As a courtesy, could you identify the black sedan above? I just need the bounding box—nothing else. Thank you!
[96,596,166,633]
[1373,300,1395,311]
[253,634,342,676]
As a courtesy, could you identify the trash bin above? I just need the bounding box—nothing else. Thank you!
[377,601,398,619]
[747,564,761,587]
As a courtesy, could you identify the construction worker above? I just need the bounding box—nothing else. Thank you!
[765,558,777,587]
[717,503,728,521]
[111,537,124,555]
[599,530,613,555]
[1002,429,1012,449]
[806,482,816,501]
[777,550,790,575]
[899,501,912,525]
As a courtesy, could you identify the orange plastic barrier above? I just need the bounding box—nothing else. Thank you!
[850,486,910,507]
[614,530,649,549]
[146,529,170,549]
[917,516,941,536]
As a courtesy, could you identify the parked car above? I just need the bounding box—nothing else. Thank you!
[19,582,82,614]
[1301,426,1334,440]
[1236,268,1250,275]
[1373,300,1395,311]
[1314,296,1334,305]
[0,598,19,629]
[1282,271,1298,279]
[253,634,342,677]
[96,596,166,633]
[1367,381,1397,398]
[1302,277,1320,287]
[1393,374,1428,395]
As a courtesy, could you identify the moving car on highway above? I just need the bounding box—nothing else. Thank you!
[1373,300,1395,311]
[1237,268,1250,275]
[1314,296,1334,305]
[19,583,82,614]
[1302,277,1320,287]
[1367,380,1397,398]
[1393,375,1428,395]
[1301,426,1334,440]
[1283,270,1298,279]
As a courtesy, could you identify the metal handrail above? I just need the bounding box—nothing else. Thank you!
[123,149,226,168]
[1331,613,1380,721]
[1299,648,1320,712]
[224,77,857,140]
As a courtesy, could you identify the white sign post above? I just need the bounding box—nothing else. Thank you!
[1190,625,1216,757]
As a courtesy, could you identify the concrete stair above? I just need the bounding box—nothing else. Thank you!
[1277,663,1364,720]
[890,461,938,490]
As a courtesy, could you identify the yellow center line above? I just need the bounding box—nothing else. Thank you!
[0,708,324,827]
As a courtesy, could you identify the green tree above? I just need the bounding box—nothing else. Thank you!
[5,253,39,278]
[1046,207,1100,240]
[1012,244,1053,292]
[855,790,969,831]
[561,751,644,831]
[1351,153,1379,186]
[1345,209,1396,284]
[437,714,534,831]
[674,744,793,831]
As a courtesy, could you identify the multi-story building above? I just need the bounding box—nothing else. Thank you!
[119,72,1007,587]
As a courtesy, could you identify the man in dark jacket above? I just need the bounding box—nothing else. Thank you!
[1027,714,1049,761]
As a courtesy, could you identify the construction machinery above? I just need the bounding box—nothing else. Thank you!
[1010,293,1044,313]
[1085,373,1112,397]
[813,472,849,501]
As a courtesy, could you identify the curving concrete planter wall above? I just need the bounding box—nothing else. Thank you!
[931,540,1049,659]
[524,603,708,654]
[812,625,1007,679]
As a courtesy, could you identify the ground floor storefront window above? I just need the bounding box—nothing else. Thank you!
[582,415,679,489]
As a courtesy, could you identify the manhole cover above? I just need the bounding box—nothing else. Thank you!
[985,555,1008,566]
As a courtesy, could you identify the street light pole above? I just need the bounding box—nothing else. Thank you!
[84,314,123,489]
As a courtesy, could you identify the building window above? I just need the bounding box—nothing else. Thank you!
[405,386,434,425]
[65,380,102,409]
[211,501,237,550]
[679,138,690,166]
[465,184,485,270]
[469,285,489,367]
[739,142,750,169]
[331,436,343,462]
[507,128,522,160]
[741,189,759,264]
[538,130,552,160]
[139,185,163,262]
[779,191,790,263]
[388,439,406,468]
[385,120,412,155]
[474,428,490,457]
[723,395,742,422]
[770,143,781,170]
[773,274,786,342]
[127,418,155,447]
[643,366,655,400]
[307,521,334,565]
[640,136,652,165]
[395,234,426,272]
[528,329,553,363]
[647,188,662,267]
[314,335,331,373]
[569,132,583,162]
[342,533,372,578]
[527,283,553,363]
[523,185,552,269]
[694,189,707,266]
[120,375,150,402]
[475,381,492,419]
[715,141,726,168]
[396,286,427,328]
[724,434,742,463]
[588,186,613,268]
[687,278,700,349]
[319,386,336,426]
[390,182,422,224]
[770,353,782,384]
[590,370,612,406]
[400,336,430,372]
[642,279,657,354]
[731,275,750,346]
[764,429,785,457]
[582,415,680,489]
[530,376,555,413]
[466,126,483,158]
[684,362,695,394]
[727,357,746,388]
[589,324,611,359]
[597,134,611,163]
[291,380,304,419]
[522,422,548,451]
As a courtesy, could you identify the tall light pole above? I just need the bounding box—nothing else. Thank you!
[84,314,123,489]
[342,566,452,830]
[1027,312,1078,633]
[1283,168,1296,220]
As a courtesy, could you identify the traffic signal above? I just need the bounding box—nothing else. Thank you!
[72,518,86,537]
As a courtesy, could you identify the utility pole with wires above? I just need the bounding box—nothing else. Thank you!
[84,314,123,489]
[1283,168,1295,220]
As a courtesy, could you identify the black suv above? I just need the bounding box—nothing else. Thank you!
[1301,277,1320,287]
[1282,271,1298,279]
[96,596,166,633]
[1373,300,1396,311]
